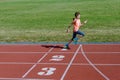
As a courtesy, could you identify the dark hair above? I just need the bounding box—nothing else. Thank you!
[75,12,80,17]
[73,18,75,20]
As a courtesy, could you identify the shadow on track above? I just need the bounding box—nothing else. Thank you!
[41,45,63,49]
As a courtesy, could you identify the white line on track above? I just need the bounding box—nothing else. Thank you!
[0,62,120,66]
[60,44,81,80]
[0,44,119,45]
[83,44,120,45]
[22,47,54,78]
[80,52,120,53]
[0,78,54,80]
[73,63,120,66]
[81,45,110,80]
[0,52,119,54]
[0,52,74,53]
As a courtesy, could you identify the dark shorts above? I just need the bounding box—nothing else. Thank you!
[71,30,85,40]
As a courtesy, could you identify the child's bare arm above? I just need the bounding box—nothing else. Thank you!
[66,19,75,33]
[66,23,72,33]
[80,20,88,26]
[66,18,76,33]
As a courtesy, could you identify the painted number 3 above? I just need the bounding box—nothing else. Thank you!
[38,67,56,76]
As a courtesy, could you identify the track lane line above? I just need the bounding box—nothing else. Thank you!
[0,52,119,53]
[0,52,74,53]
[60,44,82,80]
[22,46,54,78]
[0,62,120,66]
[0,78,54,80]
[81,45,110,80]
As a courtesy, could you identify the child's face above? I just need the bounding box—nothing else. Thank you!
[77,14,80,19]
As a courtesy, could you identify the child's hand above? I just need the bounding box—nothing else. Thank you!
[84,20,88,24]
[66,29,70,33]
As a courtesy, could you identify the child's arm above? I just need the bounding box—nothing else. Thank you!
[66,19,75,33]
[66,23,72,33]
[80,20,88,26]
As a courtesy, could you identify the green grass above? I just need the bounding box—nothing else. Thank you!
[0,0,120,42]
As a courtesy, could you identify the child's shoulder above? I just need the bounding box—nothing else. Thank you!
[73,18,77,22]
[73,18,80,22]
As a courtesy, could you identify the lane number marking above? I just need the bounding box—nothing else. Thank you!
[49,55,65,61]
[38,67,56,76]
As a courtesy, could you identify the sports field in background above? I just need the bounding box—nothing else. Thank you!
[0,0,120,42]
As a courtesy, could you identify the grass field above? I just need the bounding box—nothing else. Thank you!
[0,0,120,42]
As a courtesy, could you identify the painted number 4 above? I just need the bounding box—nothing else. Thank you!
[38,67,56,76]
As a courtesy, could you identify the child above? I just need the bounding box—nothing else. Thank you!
[64,12,87,49]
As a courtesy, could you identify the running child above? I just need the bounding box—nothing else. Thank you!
[64,12,87,49]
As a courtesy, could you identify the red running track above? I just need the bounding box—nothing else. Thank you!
[0,44,120,80]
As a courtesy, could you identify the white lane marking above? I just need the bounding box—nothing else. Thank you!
[81,52,120,53]
[0,62,120,66]
[81,45,110,80]
[0,78,54,80]
[38,67,56,76]
[60,44,82,80]
[0,44,119,46]
[0,52,119,54]
[22,47,54,78]
[61,48,68,51]
[49,55,65,61]
[83,44,120,45]
[0,52,74,53]
[73,63,120,66]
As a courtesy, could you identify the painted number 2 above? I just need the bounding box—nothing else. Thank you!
[38,67,56,76]
[49,55,65,61]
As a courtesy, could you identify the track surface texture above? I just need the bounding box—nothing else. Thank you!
[0,44,120,80]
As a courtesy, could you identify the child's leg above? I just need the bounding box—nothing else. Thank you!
[65,39,73,46]
[77,35,83,38]
[65,32,77,48]
[76,31,85,42]
[77,30,85,38]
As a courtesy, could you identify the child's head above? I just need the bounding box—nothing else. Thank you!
[75,12,80,19]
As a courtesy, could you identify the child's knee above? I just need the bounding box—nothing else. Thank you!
[80,34,85,37]
[71,38,74,41]
[82,34,85,37]
[81,32,85,37]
